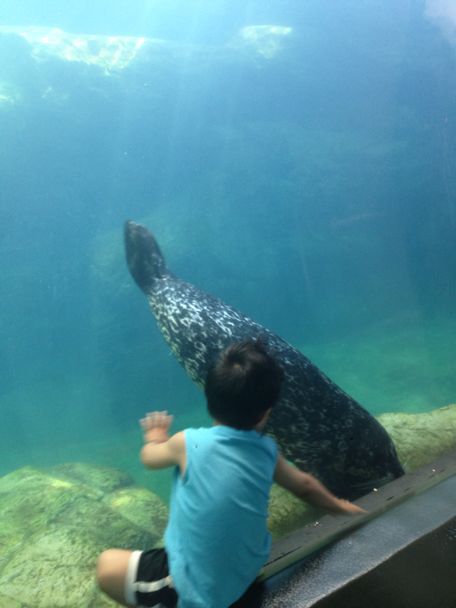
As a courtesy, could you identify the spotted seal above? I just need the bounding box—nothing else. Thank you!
[124,221,404,499]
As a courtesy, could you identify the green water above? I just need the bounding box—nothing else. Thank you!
[306,315,456,415]
[2,314,454,502]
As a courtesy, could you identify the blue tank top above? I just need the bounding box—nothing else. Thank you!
[164,425,278,608]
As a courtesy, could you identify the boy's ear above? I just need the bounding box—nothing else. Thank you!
[256,408,272,428]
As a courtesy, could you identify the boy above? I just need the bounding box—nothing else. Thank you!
[97,340,364,607]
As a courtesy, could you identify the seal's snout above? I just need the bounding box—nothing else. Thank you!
[124,220,147,244]
[124,220,167,294]
[124,220,137,233]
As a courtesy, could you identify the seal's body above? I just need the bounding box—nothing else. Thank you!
[125,221,403,498]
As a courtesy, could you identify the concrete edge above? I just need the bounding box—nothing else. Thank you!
[261,449,456,579]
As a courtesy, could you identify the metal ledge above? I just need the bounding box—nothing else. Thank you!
[259,450,456,607]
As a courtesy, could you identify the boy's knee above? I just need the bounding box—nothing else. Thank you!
[96,549,133,606]
[95,547,132,603]
[96,549,115,589]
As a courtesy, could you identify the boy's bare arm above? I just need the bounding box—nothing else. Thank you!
[274,453,366,514]
[140,411,186,472]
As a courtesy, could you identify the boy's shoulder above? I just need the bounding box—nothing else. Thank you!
[183,425,278,452]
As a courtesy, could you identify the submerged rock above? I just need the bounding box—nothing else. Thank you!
[378,403,456,472]
[1,406,455,606]
[50,461,134,495]
[268,483,320,539]
[0,595,22,608]
[104,486,168,542]
[0,464,168,608]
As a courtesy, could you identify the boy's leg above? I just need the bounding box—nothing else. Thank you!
[97,547,178,608]
[97,549,134,607]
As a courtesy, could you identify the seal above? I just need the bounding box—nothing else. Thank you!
[124,221,404,499]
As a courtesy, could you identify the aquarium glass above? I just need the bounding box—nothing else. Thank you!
[0,1,455,606]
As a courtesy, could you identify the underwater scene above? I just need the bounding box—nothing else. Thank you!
[0,1,455,606]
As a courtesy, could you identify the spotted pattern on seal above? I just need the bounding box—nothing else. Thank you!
[125,221,404,499]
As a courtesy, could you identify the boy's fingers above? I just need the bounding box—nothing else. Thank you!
[140,411,173,429]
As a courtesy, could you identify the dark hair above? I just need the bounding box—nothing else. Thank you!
[204,339,284,430]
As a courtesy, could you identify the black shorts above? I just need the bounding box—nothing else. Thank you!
[125,549,178,608]
[125,548,266,608]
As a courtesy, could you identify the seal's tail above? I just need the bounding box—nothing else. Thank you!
[124,221,167,293]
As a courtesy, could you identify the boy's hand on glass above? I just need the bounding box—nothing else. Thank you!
[140,410,174,444]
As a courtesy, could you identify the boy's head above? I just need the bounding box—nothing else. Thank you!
[204,339,284,430]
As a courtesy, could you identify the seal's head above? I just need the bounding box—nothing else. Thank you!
[124,221,167,294]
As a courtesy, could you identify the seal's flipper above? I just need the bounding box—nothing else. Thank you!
[124,221,167,294]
